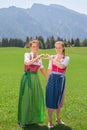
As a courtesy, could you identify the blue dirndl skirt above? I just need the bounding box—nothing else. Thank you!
[46,72,65,109]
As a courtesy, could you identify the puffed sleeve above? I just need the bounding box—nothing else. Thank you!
[48,60,52,70]
[61,56,70,66]
[24,53,30,64]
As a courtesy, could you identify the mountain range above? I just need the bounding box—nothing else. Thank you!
[0,3,87,40]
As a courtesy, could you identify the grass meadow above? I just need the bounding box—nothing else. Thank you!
[0,47,87,130]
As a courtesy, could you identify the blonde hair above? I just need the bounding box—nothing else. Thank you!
[55,41,65,56]
[29,39,39,48]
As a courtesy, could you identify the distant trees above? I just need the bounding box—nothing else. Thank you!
[1,38,25,47]
[81,38,87,46]
[2,38,9,47]
[74,38,80,47]
[0,36,87,48]
[37,36,45,49]
[45,36,55,49]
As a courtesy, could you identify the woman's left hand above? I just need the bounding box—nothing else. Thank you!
[45,54,52,60]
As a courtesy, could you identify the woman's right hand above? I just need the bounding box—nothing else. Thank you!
[39,54,46,58]
[34,54,45,62]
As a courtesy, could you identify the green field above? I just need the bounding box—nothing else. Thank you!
[0,47,87,130]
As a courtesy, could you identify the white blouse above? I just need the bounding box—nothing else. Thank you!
[24,52,44,68]
[48,55,70,69]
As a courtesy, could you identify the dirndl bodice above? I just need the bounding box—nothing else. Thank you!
[24,64,40,72]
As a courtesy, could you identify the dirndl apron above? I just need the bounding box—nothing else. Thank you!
[46,72,65,109]
[18,70,44,127]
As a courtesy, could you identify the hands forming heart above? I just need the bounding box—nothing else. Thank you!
[39,54,51,59]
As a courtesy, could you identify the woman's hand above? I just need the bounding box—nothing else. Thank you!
[35,54,52,60]
[38,54,48,59]
[39,54,46,58]
[34,54,45,62]
[45,54,52,60]
[40,54,51,59]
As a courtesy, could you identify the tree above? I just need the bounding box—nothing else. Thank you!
[25,36,30,48]
[37,36,45,49]
[45,38,50,49]
[71,38,74,46]
[63,39,69,47]
[74,38,80,47]
[81,38,87,46]
[0,39,2,47]
[56,37,63,42]
[2,38,9,47]
[49,36,55,48]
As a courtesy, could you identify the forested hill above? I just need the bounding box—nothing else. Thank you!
[0,3,87,40]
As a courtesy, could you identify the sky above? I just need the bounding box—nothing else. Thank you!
[0,0,87,15]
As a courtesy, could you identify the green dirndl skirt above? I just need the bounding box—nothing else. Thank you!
[18,70,44,127]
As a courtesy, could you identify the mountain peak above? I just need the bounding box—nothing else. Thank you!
[0,4,87,40]
[31,3,48,8]
[50,4,65,8]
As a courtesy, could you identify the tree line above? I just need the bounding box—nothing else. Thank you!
[0,36,87,48]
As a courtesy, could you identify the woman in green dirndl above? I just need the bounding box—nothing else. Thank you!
[18,39,47,127]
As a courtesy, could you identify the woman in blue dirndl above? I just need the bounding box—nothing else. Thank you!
[46,41,70,128]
